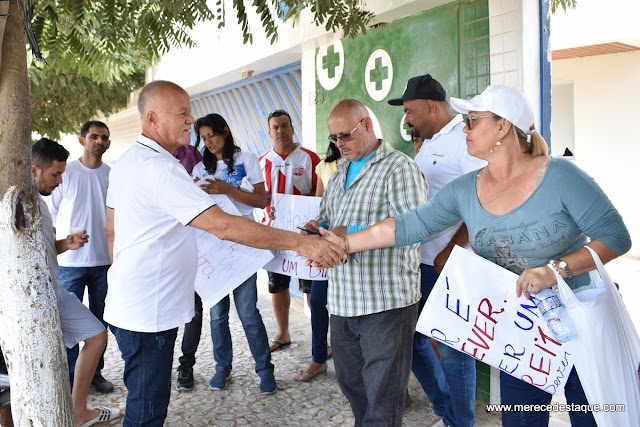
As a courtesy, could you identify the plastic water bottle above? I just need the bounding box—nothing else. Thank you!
[533,287,577,343]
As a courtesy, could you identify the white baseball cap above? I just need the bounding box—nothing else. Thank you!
[450,85,536,135]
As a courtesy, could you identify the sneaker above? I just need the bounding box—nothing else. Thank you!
[176,365,194,391]
[209,370,231,391]
[91,374,114,393]
[259,373,277,395]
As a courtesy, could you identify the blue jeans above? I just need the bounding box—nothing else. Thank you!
[413,264,476,427]
[178,293,203,368]
[331,304,418,427]
[58,265,109,379]
[310,280,329,363]
[111,326,177,427]
[500,367,596,427]
[209,274,273,377]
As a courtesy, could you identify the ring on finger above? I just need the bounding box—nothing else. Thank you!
[527,282,534,293]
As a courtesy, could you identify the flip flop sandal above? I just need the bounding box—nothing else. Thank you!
[80,406,120,427]
[293,363,328,382]
[269,339,291,352]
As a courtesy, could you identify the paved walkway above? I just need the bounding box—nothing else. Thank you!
[88,256,640,426]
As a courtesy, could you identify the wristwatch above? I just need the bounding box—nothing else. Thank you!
[551,259,573,280]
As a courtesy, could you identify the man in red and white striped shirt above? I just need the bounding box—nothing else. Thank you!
[259,110,320,351]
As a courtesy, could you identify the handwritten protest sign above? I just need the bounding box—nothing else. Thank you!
[417,246,574,395]
[192,194,274,307]
[262,194,327,281]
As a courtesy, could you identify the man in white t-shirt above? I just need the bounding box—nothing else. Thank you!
[388,74,487,427]
[47,120,114,394]
[105,81,345,426]
[259,110,320,352]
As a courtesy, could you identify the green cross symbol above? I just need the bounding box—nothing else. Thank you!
[322,45,341,79]
[369,57,389,91]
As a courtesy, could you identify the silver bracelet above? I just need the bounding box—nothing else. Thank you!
[551,259,573,280]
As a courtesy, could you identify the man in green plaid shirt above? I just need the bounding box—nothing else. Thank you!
[305,99,428,426]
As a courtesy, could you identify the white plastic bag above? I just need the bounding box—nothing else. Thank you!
[552,246,640,426]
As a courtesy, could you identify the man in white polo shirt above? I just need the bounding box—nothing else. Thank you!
[388,74,486,427]
[105,80,345,427]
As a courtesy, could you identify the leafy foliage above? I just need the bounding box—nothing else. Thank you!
[551,0,578,13]
[277,0,372,39]
[27,0,215,136]
[29,64,145,139]
[30,0,214,84]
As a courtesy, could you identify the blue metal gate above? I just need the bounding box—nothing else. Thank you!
[190,62,302,157]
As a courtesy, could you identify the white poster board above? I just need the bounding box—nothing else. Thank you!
[262,194,327,281]
[417,246,574,395]
[192,194,274,307]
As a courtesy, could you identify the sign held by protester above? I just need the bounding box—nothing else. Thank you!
[193,194,274,307]
[262,194,327,281]
[417,246,574,395]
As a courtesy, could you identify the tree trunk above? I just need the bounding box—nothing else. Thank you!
[0,1,74,425]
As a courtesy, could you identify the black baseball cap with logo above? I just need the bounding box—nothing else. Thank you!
[387,74,447,105]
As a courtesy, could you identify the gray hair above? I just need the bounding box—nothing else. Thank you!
[137,80,181,118]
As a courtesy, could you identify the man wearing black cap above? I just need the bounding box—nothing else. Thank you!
[388,74,486,427]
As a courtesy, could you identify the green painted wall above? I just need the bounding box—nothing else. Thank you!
[314,0,489,157]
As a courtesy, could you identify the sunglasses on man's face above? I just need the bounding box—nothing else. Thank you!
[328,118,365,144]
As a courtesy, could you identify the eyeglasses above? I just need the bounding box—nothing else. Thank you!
[464,115,496,130]
[328,118,365,144]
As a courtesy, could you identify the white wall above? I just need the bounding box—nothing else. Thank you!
[550,81,574,157]
[551,0,640,49]
[488,0,541,129]
[553,51,640,256]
